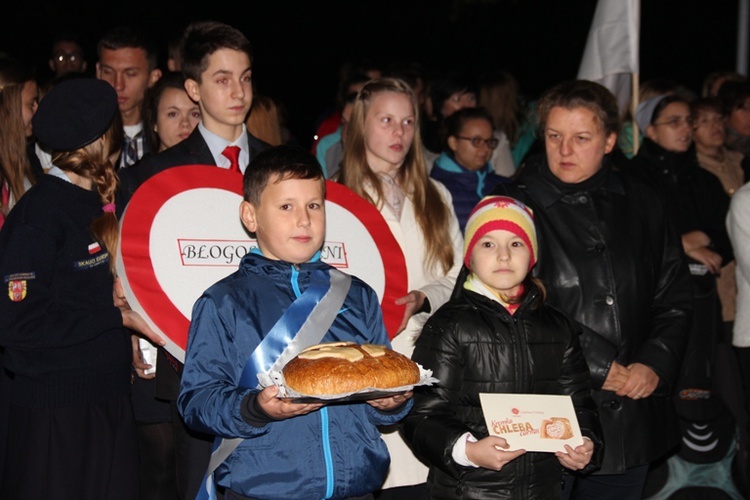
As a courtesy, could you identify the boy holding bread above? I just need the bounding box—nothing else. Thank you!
[178,145,413,499]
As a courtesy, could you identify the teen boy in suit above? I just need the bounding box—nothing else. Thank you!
[119,20,268,500]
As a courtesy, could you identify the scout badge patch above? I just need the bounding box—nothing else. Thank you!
[8,279,27,302]
[5,272,34,302]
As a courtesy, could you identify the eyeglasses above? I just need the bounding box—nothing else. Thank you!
[53,52,82,63]
[455,136,499,149]
[654,116,693,128]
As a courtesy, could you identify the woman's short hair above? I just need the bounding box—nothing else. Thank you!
[536,80,620,137]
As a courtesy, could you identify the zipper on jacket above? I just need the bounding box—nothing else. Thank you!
[290,265,302,298]
[320,406,334,498]
[510,306,531,499]
[291,264,335,499]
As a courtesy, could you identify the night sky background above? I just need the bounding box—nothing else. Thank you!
[3,0,746,148]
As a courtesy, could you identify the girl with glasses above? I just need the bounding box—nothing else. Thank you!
[430,107,511,231]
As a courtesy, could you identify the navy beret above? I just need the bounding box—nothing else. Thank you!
[33,78,118,152]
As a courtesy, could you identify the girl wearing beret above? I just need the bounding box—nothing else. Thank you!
[0,78,164,499]
[402,196,602,499]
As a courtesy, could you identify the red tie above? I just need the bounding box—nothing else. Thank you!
[222,145,242,174]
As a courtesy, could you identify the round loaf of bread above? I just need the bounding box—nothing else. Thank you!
[282,341,420,396]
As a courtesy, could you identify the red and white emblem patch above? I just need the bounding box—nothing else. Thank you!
[8,280,26,302]
[88,242,101,254]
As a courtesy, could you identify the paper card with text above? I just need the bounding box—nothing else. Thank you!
[479,393,583,453]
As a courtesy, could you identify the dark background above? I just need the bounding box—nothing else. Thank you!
[2,0,745,148]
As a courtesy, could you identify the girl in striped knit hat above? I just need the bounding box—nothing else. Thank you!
[402,195,604,499]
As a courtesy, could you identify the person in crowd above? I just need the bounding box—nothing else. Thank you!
[727,177,750,444]
[429,106,510,231]
[312,71,371,155]
[0,57,40,230]
[478,70,533,170]
[691,97,749,335]
[421,72,479,156]
[494,80,692,499]
[337,77,464,498]
[316,90,356,178]
[245,94,283,146]
[422,72,515,177]
[719,81,750,157]
[617,78,682,159]
[47,32,88,79]
[0,77,164,499]
[404,195,602,498]
[119,20,268,500]
[132,69,202,500]
[702,70,746,98]
[178,145,413,499]
[166,30,184,72]
[384,61,428,114]
[630,94,731,279]
[628,94,737,482]
[144,71,201,154]
[96,24,162,169]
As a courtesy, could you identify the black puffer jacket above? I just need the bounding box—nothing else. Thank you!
[495,156,692,474]
[403,282,602,499]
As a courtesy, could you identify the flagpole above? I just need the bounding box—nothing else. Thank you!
[631,72,640,153]
[738,0,749,76]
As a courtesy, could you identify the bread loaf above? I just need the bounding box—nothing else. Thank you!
[282,341,420,396]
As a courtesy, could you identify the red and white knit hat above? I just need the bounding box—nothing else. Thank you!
[463,195,538,270]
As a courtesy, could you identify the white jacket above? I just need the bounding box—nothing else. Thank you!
[370,179,464,490]
[728,182,750,347]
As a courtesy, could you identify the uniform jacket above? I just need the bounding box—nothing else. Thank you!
[178,252,411,499]
[496,156,692,473]
[403,282,603,499]
[0,175,130,406]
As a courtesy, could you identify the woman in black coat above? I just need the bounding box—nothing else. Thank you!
[494,81,692,499]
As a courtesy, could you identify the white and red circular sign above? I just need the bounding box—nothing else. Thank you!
[117,165,407,362]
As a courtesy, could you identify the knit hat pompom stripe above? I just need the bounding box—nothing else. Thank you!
[463,196,538,270]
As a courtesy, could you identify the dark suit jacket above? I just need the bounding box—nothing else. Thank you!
[118,127,269,203]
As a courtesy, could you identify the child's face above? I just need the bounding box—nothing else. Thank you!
[448,117,494,171]
[186,48,252,142]
[363,91,415,175]
[470,229,530,297]
[240,175,325,264]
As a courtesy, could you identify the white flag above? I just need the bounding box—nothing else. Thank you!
[577,0,640,115]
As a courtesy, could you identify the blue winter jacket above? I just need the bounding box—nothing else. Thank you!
[178,252,411,499]
[430,152,511,231]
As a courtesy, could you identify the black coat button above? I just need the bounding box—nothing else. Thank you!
[609,400,621,410]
